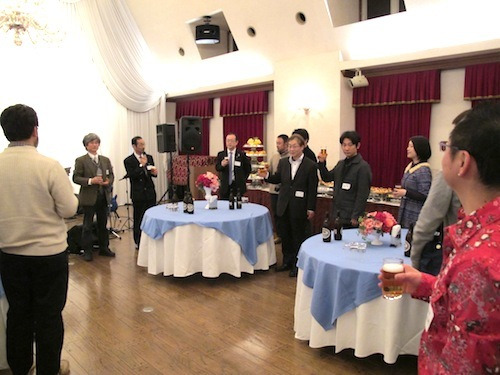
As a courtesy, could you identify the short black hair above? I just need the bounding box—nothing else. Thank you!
[226,132,238,141]
[293,128,309,141]
[277,134,289,143]
[340,131,360,146]
[0,104,38,141]
[132,136,142,146]
[450,101,500,188]
[410,135,431,162]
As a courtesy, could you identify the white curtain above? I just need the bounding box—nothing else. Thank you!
[73,0,163,113]
[0,0,168,206]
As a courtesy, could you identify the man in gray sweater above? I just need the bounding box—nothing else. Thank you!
[410,171,461,271]
[0,104,78,375]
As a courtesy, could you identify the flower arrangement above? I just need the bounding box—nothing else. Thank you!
[196,171,220,193]
[358,211,397,239]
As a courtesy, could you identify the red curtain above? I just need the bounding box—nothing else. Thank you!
[356,104,432,187]
[464,62,500,107]
[353,70,440,107]
[354,70,439,187]
[223,115,264,145]
[176,99,213,155]
[220,92,268,145]
[220,91,268,116]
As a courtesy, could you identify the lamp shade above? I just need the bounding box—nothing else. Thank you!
[195,24,220,44]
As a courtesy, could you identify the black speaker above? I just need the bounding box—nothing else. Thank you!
[180,116,203,154]
[156,124,176,153]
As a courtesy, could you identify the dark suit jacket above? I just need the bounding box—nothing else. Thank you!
[124,153,157,202]
[266,156,318,219]
[215,149,251,198]
[73,154,114,206]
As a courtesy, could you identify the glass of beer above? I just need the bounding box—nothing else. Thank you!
[382,257,404,300]
[320,147,327,156]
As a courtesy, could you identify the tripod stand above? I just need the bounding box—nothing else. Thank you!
[118,175,133,231]
[158,151,176,203]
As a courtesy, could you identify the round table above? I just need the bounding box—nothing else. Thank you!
[137,201,276,277]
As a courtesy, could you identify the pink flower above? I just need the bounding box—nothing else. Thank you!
[196,172,220,193]
[358,211,398,239]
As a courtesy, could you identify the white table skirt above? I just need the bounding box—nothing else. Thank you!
[294,269,428,364]
[137,224,277,278]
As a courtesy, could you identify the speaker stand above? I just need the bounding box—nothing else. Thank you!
[158,151,175,204]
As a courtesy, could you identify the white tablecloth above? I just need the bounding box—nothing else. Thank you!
[137,224,276,278]
[294,269,429,364]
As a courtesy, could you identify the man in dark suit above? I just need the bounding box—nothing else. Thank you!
[73,133,115,261]
[260,134,318,277]
[124,136,157,249]
[215,133,251,199]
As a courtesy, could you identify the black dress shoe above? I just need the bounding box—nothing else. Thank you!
[289,267,298,277]
[83,250,93,262]
[276,263,292,272]
[99,248,116,257]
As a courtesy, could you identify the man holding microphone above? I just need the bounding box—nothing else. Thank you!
[124,136,157,249]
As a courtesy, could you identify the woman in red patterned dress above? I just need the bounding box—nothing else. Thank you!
[380,102,500,374]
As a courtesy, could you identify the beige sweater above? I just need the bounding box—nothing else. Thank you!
[0,146,78,256]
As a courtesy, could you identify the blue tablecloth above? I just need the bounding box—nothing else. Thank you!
[297,229,410,331]
[141,201,273,265]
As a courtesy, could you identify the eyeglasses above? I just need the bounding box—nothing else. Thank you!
[439,141,459,152]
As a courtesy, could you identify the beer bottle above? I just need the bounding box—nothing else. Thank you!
[183,191,189,213]
[404,224,414,257]
[322,213,331,242]
[333,214,342,241]
[187,192,194,214]
[229,191,235,210]
[236,189,242,209]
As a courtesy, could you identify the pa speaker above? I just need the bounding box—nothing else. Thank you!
[180,116,203,154]
[156,124,176,153]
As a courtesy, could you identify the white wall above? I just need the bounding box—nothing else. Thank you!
[427,68,471,171]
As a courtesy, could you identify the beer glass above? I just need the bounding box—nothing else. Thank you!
[382,257,404,300]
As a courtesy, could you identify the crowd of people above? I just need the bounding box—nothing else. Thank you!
[0,101,498,374]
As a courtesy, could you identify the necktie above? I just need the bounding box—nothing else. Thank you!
[228,151,233,184]
[93,156,98,165]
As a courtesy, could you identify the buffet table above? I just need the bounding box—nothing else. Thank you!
[137,201,276,278]
[294,229,428,364]
[245,187,400,234]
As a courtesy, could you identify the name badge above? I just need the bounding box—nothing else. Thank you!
[424,303,434,332]
[295,191,305,198]
[106,169,110,175]
[234,161,241,167]
[341,182,351,190]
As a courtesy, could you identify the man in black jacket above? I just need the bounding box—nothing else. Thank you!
[317,131,372,228]
[261,134,318,277]
[215,133,251,200]
[124,136,157,248]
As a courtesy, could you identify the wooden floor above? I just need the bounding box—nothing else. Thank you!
[2,207,418,374]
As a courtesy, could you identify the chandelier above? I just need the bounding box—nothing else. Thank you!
[0,0,64,46]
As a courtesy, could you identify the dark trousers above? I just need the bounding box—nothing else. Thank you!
[0,251,68,375]
[82,192,109,252]
[277,206,308,267]
[133,198,156,245]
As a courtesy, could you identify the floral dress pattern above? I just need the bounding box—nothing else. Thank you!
[413,196,500,374]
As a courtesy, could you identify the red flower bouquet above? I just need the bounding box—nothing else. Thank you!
[358,211,397,239]
[195,172,220,193]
